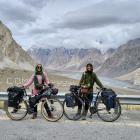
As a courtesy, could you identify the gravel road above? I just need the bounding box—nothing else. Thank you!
[0,109,140,140]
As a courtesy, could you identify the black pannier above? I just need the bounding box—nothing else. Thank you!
[7,86,24,108]
[65,93,77,107]
[69,85,80,93]
[101,89,117,110]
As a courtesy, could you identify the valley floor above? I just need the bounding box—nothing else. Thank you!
[0,69,139,95]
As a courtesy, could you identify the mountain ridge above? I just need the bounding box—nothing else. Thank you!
[28,38,140,79]
[28,47,108,71]
[97,38,140,77]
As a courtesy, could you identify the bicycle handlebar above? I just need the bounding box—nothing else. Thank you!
[96,87,107,91]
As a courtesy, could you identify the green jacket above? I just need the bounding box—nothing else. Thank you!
[79,71,103,91]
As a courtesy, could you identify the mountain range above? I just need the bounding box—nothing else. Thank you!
[28,47,108,71]
[28,38,140,85]
[0,20,140,86]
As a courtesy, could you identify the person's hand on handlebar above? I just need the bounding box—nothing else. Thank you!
[20,86,29,90]
[19,86,25,89]
[96,87,107,91]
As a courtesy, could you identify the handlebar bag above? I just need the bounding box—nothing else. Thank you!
[51,88,58,95]
[69,85,80,92]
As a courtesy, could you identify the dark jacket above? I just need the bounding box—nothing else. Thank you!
[79,71,104,91]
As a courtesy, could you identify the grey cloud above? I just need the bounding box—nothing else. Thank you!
[1,0,140,51]
[21,0,48,8]
[54,0,140,29]
[28,27,57,35]
[0,1,37,25]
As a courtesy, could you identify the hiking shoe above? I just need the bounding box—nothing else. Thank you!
[31,112,37,119]
[81,110,88,120]
[73,113,81,120]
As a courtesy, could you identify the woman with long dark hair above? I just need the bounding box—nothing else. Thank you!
[78,63,104,120]
[23,64,52,119]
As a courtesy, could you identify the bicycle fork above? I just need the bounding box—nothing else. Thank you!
[43,98,54,112]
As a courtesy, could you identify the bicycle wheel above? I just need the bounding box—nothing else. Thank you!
[5,100,28,121]
[63,97,84,120]
[96,98,121,122]
[41,98,63,122]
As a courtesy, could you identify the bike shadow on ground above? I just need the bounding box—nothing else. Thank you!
[23,110,140,123]
[1,109,140,123]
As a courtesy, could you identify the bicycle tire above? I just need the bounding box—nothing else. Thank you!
[5,100,28,121]
[97,98,121,122]
[63,97,84,120]
[41,97,63,122]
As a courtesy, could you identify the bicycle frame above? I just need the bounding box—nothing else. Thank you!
[78,88,104,115]
[22,88,53,112]
[69,87,103,107]
[66,86,121,121]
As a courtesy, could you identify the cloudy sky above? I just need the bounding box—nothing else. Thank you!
[0,0,140,51]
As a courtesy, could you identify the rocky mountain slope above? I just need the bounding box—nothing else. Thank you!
[28,38,140,79]
[0,21,34,70]
[104,48,116,60]
[97,38,140,77]
[28,47,106,71]
[117,68,140,85]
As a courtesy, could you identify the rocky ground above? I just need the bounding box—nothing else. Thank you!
[0,68,78,92]
[117,68,140,86]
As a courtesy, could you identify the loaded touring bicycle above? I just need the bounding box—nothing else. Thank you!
[63,85,121,122]
[6,84,64,122]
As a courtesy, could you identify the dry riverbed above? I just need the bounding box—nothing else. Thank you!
[0,68,139,95]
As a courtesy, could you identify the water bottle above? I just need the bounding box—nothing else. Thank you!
[23,95,29,101]
[91,94,96,107]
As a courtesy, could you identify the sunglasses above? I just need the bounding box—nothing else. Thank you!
[37,65,42,69]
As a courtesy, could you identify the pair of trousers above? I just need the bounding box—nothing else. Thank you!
[33,102,51,114]
[77,93,93,111]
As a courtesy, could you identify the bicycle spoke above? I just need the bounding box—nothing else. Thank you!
[6,101,27,120]
[97,99,121,122]
[63,97,84,120]
[41,98,63,122]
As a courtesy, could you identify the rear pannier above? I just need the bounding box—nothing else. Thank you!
[101,89,117,110]
[7,86,24,108]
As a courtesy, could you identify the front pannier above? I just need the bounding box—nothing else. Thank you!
[65,94,77,107]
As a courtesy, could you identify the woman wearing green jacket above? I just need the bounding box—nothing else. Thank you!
[78,63,104,120]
